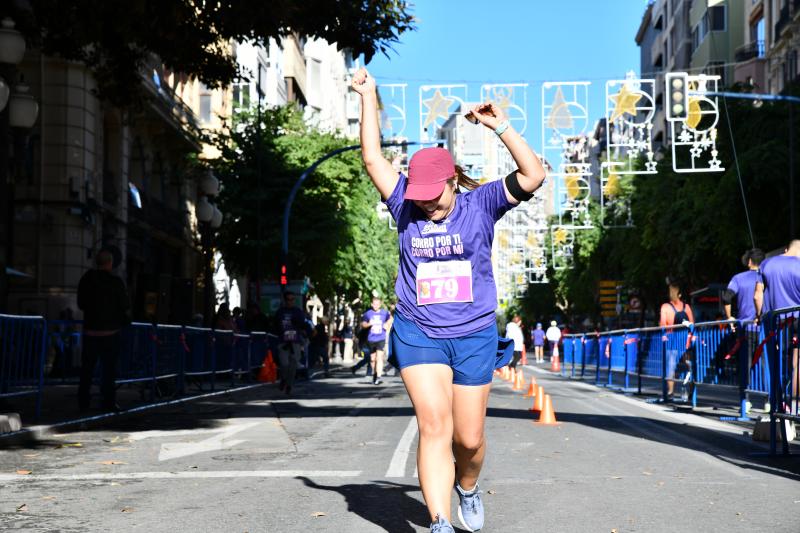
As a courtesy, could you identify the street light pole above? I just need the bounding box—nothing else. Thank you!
[280,140,438,289]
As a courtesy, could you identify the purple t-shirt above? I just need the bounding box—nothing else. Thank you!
[385,173,515,338]
[759,255,800,313]
[362,308,391,342]
[532,328,545,346]
[727,270,759,322]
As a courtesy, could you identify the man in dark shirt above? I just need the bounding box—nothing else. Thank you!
[77,250,130,411]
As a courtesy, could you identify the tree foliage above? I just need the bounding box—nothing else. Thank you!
[210,105,398,301]
[523,83,800,325]
[6,0,415,106]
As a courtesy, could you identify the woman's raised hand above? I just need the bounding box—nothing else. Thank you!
[351,67,376,96]
[469,102,507,130]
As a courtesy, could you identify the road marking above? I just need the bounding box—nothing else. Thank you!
[386,417,418,478]
[158,420,261,461]
[0,470,361,482]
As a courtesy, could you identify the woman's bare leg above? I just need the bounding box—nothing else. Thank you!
[451,383,491,490]
[401,364,455,522]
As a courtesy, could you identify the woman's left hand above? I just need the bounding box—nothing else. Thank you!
[468,102,507,130]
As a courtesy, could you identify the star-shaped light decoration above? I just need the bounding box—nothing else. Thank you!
[645,161,658,172]
[548,87,574,130]
[610,83,643,122]
[690,145,703,159]
[553,227,569,245]
[422,89,455,128]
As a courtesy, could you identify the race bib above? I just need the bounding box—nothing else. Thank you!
[283,329,298,342]
[370,318,384,335]
[416,260,473,306]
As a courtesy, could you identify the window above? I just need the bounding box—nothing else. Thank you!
[709,5,726,31]
[199,94,212,123]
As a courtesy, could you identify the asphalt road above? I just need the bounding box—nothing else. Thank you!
[1,365,798,532]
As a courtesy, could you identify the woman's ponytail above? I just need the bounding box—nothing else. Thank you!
[453,165,480,192]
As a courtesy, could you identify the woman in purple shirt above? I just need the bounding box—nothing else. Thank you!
[353,68,546,533]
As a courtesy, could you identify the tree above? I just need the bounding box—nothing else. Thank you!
[210,104,398,301]
[6,0,415,106]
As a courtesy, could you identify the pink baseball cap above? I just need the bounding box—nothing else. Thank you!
[405,147,456,201]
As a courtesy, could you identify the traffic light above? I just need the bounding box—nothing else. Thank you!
[280,264,288,286]
[665,72,689,121]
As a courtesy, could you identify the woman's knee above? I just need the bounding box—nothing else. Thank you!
[416,412,453,440]
[453,431,485,453]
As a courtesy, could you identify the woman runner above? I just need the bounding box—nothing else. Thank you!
[352,67,545,532]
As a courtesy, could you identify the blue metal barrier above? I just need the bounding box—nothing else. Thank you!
[2,313,296,421]
[0,314,48,418]
[762,306,800,455]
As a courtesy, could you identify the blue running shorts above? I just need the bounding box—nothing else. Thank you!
[388,311,514,386]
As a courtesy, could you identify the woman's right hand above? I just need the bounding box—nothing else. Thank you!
[351,67,376,96]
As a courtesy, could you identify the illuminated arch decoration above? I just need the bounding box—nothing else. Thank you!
[600,162,634,228]
[668,74,724,173]
[550,224,575,271]
[605,75,657,175]
[481,83,528,135]
[541,82,593,230]
[377,83,408,139]
[419,84,468,142]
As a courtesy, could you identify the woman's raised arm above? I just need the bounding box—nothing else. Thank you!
[351,68,398,200]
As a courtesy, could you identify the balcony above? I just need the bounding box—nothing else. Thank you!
[775,3,790,40]
[734,40,765,61]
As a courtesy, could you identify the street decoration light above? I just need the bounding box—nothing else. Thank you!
[0,18,25,65]
[200,168,220,196]
[8,83,38,128]
[195,195,214,223]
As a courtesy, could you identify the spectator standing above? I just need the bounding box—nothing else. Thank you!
[723,249,764,403]
[244,301,269,333]
[77,250,130,412]
[274,291,308,395]
[309,320,330,377]
[214,303,236,331]
[545,320,561,360]
[505,315,525,369]
[755,240,800,400]
[531,322,546,363]
[659,280,695,399]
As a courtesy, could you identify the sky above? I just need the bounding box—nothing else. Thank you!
[367,0,649,151]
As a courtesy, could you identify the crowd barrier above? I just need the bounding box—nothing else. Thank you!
[0,314,47,417]
[1,315,290,420]
[562,315,796,455]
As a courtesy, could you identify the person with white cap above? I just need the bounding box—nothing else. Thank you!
[545,320,562,361]
[352,67,546,533]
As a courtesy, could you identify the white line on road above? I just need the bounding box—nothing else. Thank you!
[0,470,362,482]
[386,417,418,478]
[158,420,260,461]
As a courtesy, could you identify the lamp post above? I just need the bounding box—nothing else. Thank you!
[0,17,39,313]
[196,170,222,327]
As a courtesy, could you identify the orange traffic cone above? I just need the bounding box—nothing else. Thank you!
[509,368,517,383]
[535,394,559,425]
[518,370,526,386]
[530,385,545,412]
[258,350,277,383]
[524,376,537,397]
[500,366,508,380]
[551,353,561,373]
[521,345,528,366]
[512,370,523,391]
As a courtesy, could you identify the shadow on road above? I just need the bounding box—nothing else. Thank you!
[297,477,431,532]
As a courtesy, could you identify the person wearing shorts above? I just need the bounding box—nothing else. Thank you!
[361,296,392,385]
[352,67,546,533]
[531,322,545,363]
